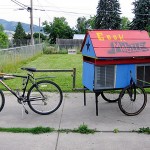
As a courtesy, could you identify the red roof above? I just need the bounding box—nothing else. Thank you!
[81,30,150,58]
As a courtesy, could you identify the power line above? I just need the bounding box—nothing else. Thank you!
[36,0,52,22]
[32,0,95,16]
[11,0,28,10]
[34,8,94,16]
[2,1,149,19]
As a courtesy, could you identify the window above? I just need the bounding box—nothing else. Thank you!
[137,65,150,87]
[94,65,115,89]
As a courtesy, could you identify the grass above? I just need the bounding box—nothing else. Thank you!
[0,125,149,135]
[0,124,96,135]
[0,54,83,92]
[0,53,42,73]
[0,126,55,134]
[1,53,150,93]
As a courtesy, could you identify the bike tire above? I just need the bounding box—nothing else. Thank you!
[118,85,147,116]
[0,90,5,112]
[27,80,63,115]
[101,91,119,103]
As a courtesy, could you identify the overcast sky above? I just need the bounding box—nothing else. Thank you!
[0,0,134,27]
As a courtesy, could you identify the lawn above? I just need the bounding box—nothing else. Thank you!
[0,54,83,92]
[1,53,150,93]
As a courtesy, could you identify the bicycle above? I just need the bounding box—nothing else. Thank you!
[118,71,147,116]
[0,67,63,115]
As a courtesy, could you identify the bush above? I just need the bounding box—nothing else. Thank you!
[43,46,69,54]
[43,46,57,54]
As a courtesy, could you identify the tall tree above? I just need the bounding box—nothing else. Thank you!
[130,0,150,31]
[13,22,27,46]
[95,0,121,29]
[43,17,73,44]
[0,24,9,49]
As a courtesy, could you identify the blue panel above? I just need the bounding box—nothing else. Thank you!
[82,62,94,91]
[115,64,136,88]
[82,35,96,58]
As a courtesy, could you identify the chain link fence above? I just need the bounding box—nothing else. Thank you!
[0,44,43,71]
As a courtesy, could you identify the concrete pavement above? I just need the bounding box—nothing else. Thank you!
[0,93,150,150]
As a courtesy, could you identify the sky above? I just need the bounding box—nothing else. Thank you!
[0,0,135,28]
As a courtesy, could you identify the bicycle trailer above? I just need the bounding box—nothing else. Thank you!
[81,30,150,115]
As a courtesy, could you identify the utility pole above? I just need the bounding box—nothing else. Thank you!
[11,0,34,45]
[30,0,34,45]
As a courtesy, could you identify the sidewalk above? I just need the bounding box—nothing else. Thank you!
[0,93,150,150]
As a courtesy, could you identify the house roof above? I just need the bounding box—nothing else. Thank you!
[73,34,85,40]
[81,30,150,58]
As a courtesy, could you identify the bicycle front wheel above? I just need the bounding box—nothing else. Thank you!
[118,85,147,116]
[27,80,63,115]
[0,90,5,112]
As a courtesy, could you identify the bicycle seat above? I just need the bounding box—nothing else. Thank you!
[21,67,37,72]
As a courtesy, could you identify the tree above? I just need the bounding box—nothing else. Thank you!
[87,16,96,29]
[146,25,150,35]
[130,0,150,31]
[121,17,130,30]
[75,16,96,33]
[0,24,4,32]
[0,24,9,49]
[42,17,73,44]
[76,17,87,34]
[95,0,121,29]
[13,22,27,46]
[33,32,46,40]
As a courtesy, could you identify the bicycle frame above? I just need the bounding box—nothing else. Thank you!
[0,67,64,115]
[0,73,35,100]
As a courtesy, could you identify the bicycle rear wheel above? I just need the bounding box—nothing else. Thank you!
[118,85,147,116]
[27,80,63,115]
[0,90,5,112]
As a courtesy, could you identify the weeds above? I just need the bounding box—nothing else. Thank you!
[138,127,150,134]
[113,128,119,133]
[73,124,96,134]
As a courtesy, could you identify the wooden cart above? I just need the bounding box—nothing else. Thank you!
[80,30,150,116]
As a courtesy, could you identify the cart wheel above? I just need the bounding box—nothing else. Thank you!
[118,85,147,116]
[101,91,119,103]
